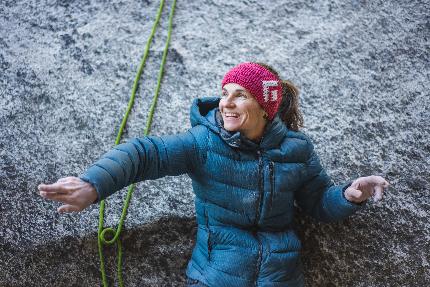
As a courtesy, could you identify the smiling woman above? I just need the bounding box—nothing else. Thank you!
[38,62,389,287]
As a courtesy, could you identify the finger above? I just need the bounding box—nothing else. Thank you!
[383,179,390,188]
[58,204,81,214]
[347,188,363,200]
[370,175,389,186]
[351,180,361,189]
[57,176,79,183]
[38,182,68,194]
[372,177,390,189]
[358,188,372,201]
[373,185,384,202]
[39,190,70,203]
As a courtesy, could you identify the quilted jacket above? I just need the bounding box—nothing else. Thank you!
[80,97,363,287]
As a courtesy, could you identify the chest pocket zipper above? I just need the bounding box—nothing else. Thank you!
[254,151,264,226]
[268,161,275,212]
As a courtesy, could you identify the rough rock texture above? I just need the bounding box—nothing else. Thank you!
[0,0,428,286]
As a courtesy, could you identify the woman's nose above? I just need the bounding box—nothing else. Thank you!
[222,95,236,107]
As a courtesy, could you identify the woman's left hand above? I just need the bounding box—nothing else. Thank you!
[344,175,390,204]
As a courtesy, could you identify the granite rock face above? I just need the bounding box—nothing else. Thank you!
[0,0,429,286]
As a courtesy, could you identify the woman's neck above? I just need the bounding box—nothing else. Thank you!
[242,122,267,143]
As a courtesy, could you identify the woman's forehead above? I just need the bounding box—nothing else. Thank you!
[223,83,251,93]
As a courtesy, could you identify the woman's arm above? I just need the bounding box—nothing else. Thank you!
[38,125,208,213]
[294,143,389,223]
[79,126,206,200]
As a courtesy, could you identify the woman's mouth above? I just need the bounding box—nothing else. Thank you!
[223,112,240,119]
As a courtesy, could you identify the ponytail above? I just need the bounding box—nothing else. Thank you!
[255,63,304,131]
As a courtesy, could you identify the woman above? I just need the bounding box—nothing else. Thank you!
[39,62,389,286]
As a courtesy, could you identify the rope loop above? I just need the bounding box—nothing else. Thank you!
[100,227,118,245]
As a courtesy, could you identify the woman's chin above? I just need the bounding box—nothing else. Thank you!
[223,123,241,132]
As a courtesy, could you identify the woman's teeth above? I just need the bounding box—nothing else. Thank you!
[224,112,239,118]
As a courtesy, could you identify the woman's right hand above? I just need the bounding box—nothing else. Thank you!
[38,176,98,213]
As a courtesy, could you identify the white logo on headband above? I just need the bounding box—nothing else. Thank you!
[262,80,279,102]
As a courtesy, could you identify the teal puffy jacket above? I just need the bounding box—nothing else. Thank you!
[80,97,363,287]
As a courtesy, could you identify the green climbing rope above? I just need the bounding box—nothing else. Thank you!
[97,0,177,286]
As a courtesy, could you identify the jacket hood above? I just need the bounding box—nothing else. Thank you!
[190,97,288,151]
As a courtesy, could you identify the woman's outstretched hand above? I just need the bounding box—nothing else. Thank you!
[344,175,390,204]
[38,177,98,213]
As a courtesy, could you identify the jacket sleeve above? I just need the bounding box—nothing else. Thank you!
[79,125,208,202]
[294,140,365,223]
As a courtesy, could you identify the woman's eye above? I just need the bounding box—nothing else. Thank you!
[221,92,247,99]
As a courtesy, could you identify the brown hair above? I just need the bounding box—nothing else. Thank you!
[255,62,304,131]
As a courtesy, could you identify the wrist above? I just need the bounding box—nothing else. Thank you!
[79,176,100,204]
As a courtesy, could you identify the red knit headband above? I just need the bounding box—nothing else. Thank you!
[221,62,283,120]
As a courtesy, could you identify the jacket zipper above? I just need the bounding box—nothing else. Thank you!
[254,150,264,226]
[205,203,212,261]
[268,161,275,212]
[254,236,263,287]
[253,150,264,286]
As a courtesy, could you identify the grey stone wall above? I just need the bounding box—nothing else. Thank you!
[1,0,428,286]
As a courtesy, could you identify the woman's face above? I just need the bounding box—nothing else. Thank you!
[219,83,267,141]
